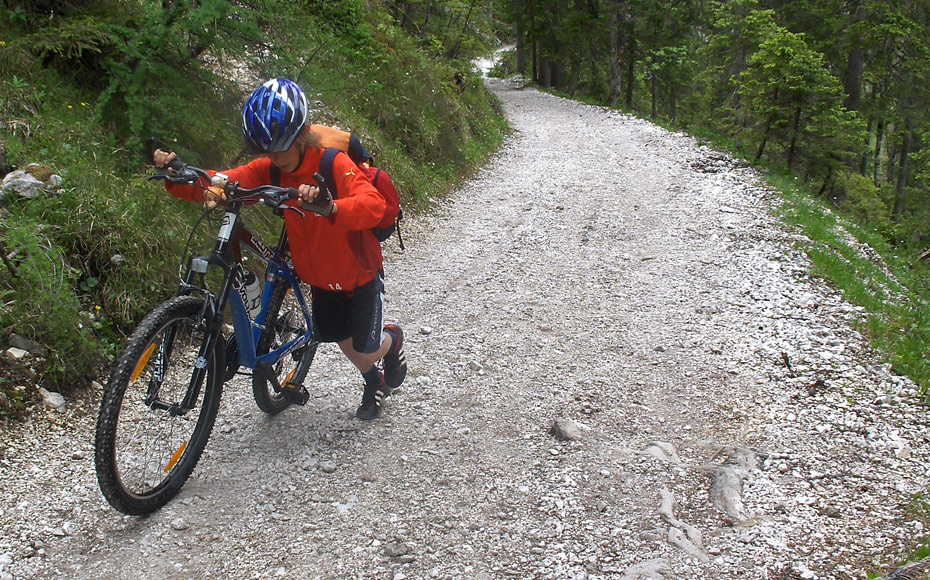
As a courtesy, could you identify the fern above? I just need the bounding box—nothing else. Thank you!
[20,16,115,62]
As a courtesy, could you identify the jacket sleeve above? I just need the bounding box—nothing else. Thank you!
[328,152,386,231]
[164,158,272,203]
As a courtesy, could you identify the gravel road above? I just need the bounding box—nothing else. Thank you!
[2,78,929,580]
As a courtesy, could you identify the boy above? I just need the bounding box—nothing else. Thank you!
[154,78,406,419]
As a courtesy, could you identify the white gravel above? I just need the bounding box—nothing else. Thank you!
[2,78,929,580]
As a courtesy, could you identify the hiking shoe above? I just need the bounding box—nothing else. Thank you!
[382,324,407,389]
[356,377,391,420]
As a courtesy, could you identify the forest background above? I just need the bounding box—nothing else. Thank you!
[1,0,929,420]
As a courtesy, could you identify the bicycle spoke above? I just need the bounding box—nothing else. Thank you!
[112,316,206,495]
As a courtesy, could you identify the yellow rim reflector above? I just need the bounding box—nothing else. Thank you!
[131,343,157,382]
[165,441,188,473]
[284,368,297,387]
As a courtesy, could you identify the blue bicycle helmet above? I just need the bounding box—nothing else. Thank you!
[242,78,309,154]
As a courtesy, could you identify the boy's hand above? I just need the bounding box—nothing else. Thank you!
[203,186,226,210]
[153,149,177,172]
[297,183,320,203]
[297,183,336,215]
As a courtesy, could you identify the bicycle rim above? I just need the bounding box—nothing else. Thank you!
[252,283,316,415]
[95,296,222,514]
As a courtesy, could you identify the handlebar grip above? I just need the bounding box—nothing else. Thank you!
[286,184,333,217]
[300,199,334,217]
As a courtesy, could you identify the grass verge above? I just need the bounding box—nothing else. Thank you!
[768,172,930,395]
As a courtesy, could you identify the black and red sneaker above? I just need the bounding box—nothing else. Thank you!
[382,324,407,389]
[356,376,391,420]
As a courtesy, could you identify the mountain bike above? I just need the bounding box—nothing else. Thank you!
[94,157,333,515]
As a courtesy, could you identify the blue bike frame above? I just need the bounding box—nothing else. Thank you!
[185,207,315,372]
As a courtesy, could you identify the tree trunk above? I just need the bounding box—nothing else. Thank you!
[755,87,779,164]
[532,39,538,83]
[755,120,770,163]
[398,1,408,28]
[859,114,873,176]
[539,58,551,87]
[624,35,635,108]
[423,0,431,34]
[530,2,538,82]
[515,6,526,74]
[817,165,833,196]
[787,106,802,169]
[892,123,912,218]
[843,0,865,111]
[608,8,623,106]
[553,59,565,90]
[650,73,657,118]
[873,117,884,186]
[843,47,863,111]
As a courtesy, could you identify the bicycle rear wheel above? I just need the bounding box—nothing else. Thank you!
[252,281,317,415]
[95,295,223,515]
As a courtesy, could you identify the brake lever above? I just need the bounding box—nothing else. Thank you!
[146,170,198,184]
[280,205,307,219]
[166,170,201,185]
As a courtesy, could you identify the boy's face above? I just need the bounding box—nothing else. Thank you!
[267,145,301,173]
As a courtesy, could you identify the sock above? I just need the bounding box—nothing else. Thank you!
[383,327,399,353]
[362,365,382,386]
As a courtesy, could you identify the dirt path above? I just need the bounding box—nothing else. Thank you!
[3,79,929,580]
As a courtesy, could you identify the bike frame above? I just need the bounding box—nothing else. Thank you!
[170,200,315,413]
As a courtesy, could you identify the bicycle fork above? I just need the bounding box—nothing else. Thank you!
[144,297,223,417]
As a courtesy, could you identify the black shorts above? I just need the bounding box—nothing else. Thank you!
[311,273,385,354]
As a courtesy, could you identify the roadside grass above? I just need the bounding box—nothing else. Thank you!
[768,172,930,396]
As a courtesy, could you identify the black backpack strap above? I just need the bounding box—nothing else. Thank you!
[320,147,340,199]
[269,163,281,186]
[347,135,374,166]
[395,216,405,251]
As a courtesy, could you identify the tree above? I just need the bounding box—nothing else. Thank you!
[736,26,862,178]
[691,1,778,129]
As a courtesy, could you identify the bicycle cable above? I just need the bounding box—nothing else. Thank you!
[177,206,224,285]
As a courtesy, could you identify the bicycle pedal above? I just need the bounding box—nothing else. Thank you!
[281,383,309,406]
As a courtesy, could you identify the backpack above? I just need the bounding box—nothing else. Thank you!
[270,128,404,249]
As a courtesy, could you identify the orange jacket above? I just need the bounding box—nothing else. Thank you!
[165,147,386,291]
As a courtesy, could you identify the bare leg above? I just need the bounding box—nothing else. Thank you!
[337,333,392,373]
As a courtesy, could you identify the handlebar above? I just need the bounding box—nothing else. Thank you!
[149,155,333,217]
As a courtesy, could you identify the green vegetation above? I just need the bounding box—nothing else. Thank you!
[771,171,930,391]
[0,0,506,413]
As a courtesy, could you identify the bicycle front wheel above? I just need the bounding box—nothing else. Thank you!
[95,296,223,515]
[252,281,317,415]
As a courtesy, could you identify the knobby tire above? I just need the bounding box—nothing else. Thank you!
[94,296,223,515]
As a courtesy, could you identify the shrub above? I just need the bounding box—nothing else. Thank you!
[841,171,893,236]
